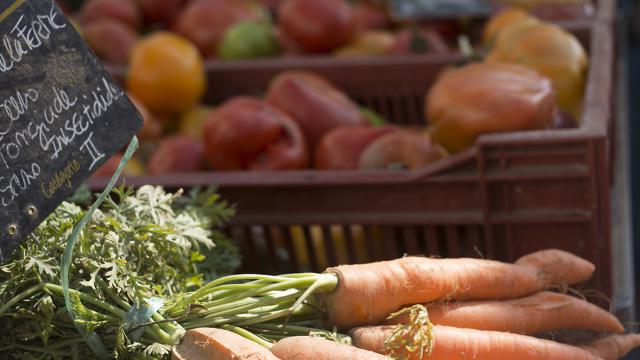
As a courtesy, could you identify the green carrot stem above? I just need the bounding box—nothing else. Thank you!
[195,290,302,319]
[81,308,120,323]
[208,275,333,328]
[188,296,261,318]
[174,302,319,330]
[96,277,180,337]
[183,276,327,315]
[180,304,288,329]
[44,284,125,318]
[95,277,130,311]
[229,311,293,327]
[185,274,299,304]
[43,284,174,344]
[250,323,352,344]
[46,337,85,350]
[194,283,268,301]
[179,295,304,329]
[2,343,68,356]
[181,313,258,329]
[206,274,320,295]
[249,323,317,334]
[289,274,337,312]
[222,324,273,349]
[254,334,290,341]
[277,273,323,278]
[0,283,45,314]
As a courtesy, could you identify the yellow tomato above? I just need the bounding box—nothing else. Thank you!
[128,32,206,117]
[333,31,395,57]
[483,8,539,45]
[178,105,215,139]
[486,21,588,119]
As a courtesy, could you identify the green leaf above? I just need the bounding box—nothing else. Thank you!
[24,257,56,278]
[143,343,172,357]
[190,252,206,263]
[79,268,100,290]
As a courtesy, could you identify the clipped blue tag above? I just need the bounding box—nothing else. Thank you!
[124,297,166,341]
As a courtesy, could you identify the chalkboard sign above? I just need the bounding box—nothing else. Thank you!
[0,0,142,263]
[389,0,493,19]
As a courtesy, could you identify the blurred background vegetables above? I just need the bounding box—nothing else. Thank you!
[61,0,589,177]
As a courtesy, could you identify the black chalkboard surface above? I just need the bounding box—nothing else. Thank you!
[389,0,493,19]
[0,0,142,263]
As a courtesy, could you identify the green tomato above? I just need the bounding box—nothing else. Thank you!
[217,20,280,60]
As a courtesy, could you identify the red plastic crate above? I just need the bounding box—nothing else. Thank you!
[94,21,615,298]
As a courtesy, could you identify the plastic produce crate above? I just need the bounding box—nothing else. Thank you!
[96,22,614,297]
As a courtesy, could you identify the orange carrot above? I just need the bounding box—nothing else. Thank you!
[582,333,640,360]
[515,249,595,285]
[324,249,594,329]
[172,328,280,360]
[383,291,624,334]
[271,336,391,360]
[351,325,603,360]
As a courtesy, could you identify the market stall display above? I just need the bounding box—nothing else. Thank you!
[0,0,627,359]
[67,0,602,66]
[84,6,615,300]
[87,8,595,177]
[0,189,635,359]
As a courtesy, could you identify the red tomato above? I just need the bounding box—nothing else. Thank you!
[147,135,207,174]
[279,0,356,53]
[266,71,366,150]
[315,126,396,170]
[202,97,309,170]
[172,0,266,56]
[79,0,141,29]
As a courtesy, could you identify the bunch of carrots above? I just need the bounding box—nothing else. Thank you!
[172,249,640,360]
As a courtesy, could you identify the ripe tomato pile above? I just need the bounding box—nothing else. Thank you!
[67,0,591,177]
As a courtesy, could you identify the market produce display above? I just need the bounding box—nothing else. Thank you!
[20,1,624,359]
[170,248,637,360]
[2,188,636,360]
[74,3,591,178]
[0,180,640,360]
[71,0,443,65]
[65,0,595,65]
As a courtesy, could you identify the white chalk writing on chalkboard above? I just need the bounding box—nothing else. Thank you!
[0,5,66,72]
[0,0,142,264]
[0,76,124,209]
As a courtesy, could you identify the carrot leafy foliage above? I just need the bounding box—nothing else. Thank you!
[0,185,238,359]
